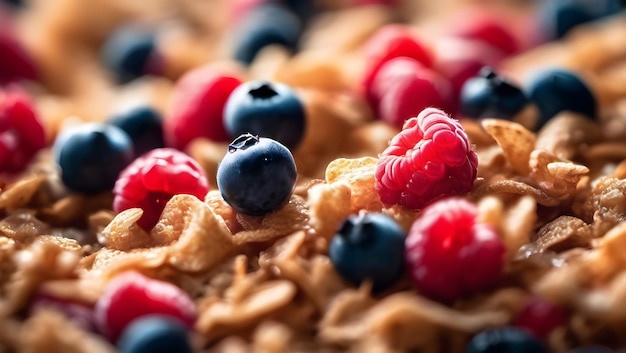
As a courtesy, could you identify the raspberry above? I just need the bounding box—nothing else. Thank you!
[374,107,477,210]
[0,88,46,174]
[372,57,455,128]
[448,11,519,57]
[164,64,242,150]
[113,148,209,231]
[94,271,196,343]
[0,27,38,85]
[361,24,434,112]
[512,297,569,340]
[405,198,505,302]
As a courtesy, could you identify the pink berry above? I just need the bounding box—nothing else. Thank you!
[30,291,97,333]
[0,26,38,85]
[372,57,455,128]
[0,87,46,174]
[94,271,196,343]
[361,24,433,112]
[164,64,242,150]
[405,197,505,302]
[374,107,477,210]
[113,148,209,231]
[512,297,569,340]
[448,11,519,57]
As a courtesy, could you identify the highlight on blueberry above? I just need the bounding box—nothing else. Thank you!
[223,80,306,149]
[328,212,406,294]
[466,327,548,353]
[216,133,297,216]
[460,66,528,120]
[53,123,134,194]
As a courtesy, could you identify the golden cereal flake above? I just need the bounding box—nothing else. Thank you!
[533,216,592,253]
[307,182,352,241]
[482,119,536,176]
[0,176,44,212]
[97,208,153,251]
[325,157,383,212]
[535,112,601,161]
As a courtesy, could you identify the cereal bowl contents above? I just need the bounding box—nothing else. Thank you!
[1,0,626,352]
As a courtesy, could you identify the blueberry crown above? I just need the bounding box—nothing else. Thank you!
[228,133,259,152]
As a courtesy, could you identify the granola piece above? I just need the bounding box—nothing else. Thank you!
[481,118,535,176]
[535,112,601,161]
[533,216,592,253]
[325,157,383,212]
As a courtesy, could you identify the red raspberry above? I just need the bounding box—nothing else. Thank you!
[512,297,569,340]
[448,11,519,57]
[361,24,434,112]
[164,64,242,150]
[0,26,38,85]
[94,271,196,343]
[113,148,209,231]
[372,57,455,128]
[0,88,46,174]
[374,107,477,210]
[405,197,505,302]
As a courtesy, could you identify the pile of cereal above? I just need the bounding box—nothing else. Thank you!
[0,0,626,352]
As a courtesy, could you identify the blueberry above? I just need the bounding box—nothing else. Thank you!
[328,213,406,294]
[460,66,529,120]
[568,346,614,353]
[525,68,596,129]
[231,3,301,65]
[538,0,623,40]
[101,25,161,84]
[107,106,164,157]
[53,123,134,194]
[216,133,297,216]
[117,315,193,353]
[466,327,548,353]
[223,80,306,150]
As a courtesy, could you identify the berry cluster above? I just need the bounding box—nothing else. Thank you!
[374,107,478,211]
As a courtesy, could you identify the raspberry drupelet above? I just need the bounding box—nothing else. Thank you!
[374,107,478,211]
[405,197,505,302]
[113,148,209,231]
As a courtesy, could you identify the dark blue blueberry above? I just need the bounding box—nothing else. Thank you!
[216,133,297,216]
[231,3,301,65]
[107,106,164,157]
[53,123,134,194]
[467,327,548,353]
[117,315,193,353]
[538,0,623,40]
[460,66,529,120]
[101,25,160,84]
[328,213,406,294]
[1,0,24,8]
[525,68,596,129]
[223,80,306,150]
[568,346,614,353]
[283,0,317,22]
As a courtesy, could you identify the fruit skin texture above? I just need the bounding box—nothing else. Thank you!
[53,123,134,194]
[372,57,455,129]
[375,107,478,211]
[94,271,196,344]
[117,315,193,353]
[525,68,596,129]
[466,327,547,353]
[405,198,505,302]
[328,212,406,294]
[216,133,297,216]
[164,64,242,150]
[223,80,306,150]
[0,88,46,174]
[113,148,209,231]
[460,66,528,120]
[108,105,164,157]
